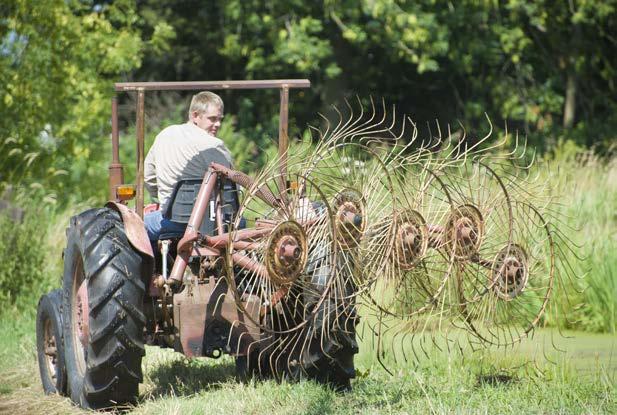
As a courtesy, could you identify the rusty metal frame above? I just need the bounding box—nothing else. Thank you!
[167,165,289,286]
[109,79,310,215]
[108,96,123,201]
[164,162,331,287]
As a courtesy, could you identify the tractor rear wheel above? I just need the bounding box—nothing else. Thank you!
[36,289,67,395]
[235,350,261,382]
[284,299,358,391]
[62,207,151,409]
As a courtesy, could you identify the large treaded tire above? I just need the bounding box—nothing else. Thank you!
[286,300,358,391]
[62,207,151,409]
[36,289,67,395]
[232,310,357,390]
[252,249,358,390]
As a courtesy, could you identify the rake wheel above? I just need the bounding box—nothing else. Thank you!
[365,167,455,319]
[461,201,555,346]
[226,172,337,335]
[301,142,397,297]
[436,162,514,308]
[226,169,359,387]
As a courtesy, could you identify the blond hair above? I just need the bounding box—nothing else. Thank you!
[188,91,224,117]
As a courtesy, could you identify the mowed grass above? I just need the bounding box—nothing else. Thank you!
[0,313,614,414]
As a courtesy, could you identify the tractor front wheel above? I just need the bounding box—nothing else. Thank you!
[62,208,151,409]
[36,289,67,395]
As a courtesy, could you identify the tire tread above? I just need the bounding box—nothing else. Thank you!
[62,207,151,409]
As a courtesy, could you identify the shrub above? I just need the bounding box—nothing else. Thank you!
[0,206,48,311]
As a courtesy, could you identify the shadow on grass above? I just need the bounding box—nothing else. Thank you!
[145,357,237,398]
[476,372,517,386]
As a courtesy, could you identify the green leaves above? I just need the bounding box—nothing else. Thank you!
[2,0,617,206]
[0,0,174,204]
[276,18,335,73]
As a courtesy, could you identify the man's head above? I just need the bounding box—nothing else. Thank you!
[188,91,224,136]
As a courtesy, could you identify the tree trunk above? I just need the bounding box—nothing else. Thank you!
[563,71,576,129]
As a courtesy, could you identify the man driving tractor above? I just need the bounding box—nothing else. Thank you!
[143,91,233,248]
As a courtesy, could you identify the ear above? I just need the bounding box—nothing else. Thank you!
[190,111,200,122]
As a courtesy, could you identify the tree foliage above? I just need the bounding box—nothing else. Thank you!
[0,0,172,203]
[134,1,617,152]
[1,1,616,203]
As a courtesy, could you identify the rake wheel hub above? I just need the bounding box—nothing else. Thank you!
[333,189,365,249]
[265,221,308,287]
[394,210,428,269]
[446,204,484,260]
[492,244,529,300]
[277,235,301,264]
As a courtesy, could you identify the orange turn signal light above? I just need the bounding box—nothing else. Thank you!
[116,184,136,201]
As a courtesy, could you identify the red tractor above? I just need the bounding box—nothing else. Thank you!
[36,80,358,409]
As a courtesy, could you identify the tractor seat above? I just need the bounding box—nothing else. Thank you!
[157,175,240,241]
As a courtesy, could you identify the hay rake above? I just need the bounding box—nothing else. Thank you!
[230,98,571,374]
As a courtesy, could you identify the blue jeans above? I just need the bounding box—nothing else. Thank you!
[144,210,187,252]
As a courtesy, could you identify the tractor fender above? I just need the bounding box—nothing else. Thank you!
[105,201,154,258]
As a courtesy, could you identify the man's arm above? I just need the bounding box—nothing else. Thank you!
[144,142,158,203]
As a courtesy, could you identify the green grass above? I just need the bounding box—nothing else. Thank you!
[0,313,614,414]
[0,144,615,413]
[541,150,617,333]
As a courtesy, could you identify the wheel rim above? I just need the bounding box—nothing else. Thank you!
[43,318,58,382]
[71,256,87,376]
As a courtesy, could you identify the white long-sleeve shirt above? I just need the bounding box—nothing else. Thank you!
[144,121,233,211]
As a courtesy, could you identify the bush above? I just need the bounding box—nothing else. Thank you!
[0,202,58,315]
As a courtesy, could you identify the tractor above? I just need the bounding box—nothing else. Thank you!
[36,79,358,409]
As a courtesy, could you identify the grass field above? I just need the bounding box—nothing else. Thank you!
[1,312,614,414]
[0,144,615,413]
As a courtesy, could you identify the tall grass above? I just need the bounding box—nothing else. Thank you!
[542,145,617,333]
[0,194,84,317]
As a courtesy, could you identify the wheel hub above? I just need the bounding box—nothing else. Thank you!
[491,244,529,300]
[394,210,428,269]
[446,204,484,260]
[333,189,365,249]
[265,221,308,287]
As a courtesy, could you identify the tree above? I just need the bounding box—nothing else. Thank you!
[133,0,617,152]
[0,0,173,203]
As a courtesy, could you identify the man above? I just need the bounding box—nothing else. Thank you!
[144,91,233,246]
